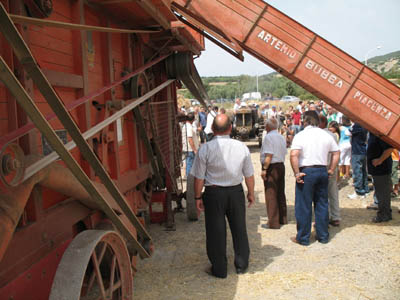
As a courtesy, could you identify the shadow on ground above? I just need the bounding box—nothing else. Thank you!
[133,189,284,300]
[248,143,262,154]
[280,199,400,246]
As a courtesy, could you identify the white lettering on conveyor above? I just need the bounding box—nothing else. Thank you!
[353,90,393,120]
[305,59,343,89]
[257,30,297,59]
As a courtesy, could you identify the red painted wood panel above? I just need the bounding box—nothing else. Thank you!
[52,0,73,21]
[29,28,73,56]
[0,86,6,100]
[0,119,8,136]
[0,102,8,119]
[32,26,73,44]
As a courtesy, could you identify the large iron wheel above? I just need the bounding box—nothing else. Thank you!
[49,230,133,300]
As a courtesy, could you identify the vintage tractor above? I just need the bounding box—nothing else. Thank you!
[232,107,264,146]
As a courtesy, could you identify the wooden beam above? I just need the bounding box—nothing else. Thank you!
[0,2,154,247]
[42,69,83,89]
[89,0,171,29]
[9,14,160,33]
[184,0,193,9]
[73,0,93,178]
[132,107,164,188]
[1,0,18,133]
[22,80,175,182]
[133,0,171,30]
[105,19,121,180]
[9,1,38,156]
[171,27,200,55]
[176,15,244,61]
[95,0,134,3]
[172,3,243,54]
[116,164,150,194]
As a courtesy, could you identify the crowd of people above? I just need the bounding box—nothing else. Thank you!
[269,100,398,224]
[178,99,399,278]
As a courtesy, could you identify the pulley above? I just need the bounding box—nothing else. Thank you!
[131,71,150,98]
[0,143,25,188]
[166,52,209,108]
[24,0,53,18]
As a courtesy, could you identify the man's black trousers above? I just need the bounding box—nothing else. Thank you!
[203,184,250,278]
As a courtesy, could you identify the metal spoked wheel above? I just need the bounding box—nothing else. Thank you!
[49,230,133,300]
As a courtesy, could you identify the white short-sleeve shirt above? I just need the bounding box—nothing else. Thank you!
[204,110,216,135]
[181,122,199,152]
[190,135,254,186]
[291,126,339,167]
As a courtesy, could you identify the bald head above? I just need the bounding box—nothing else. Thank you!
[212,114,231,135]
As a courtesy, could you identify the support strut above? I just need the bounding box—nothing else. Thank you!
[0,56,152,258]
[0,3,173,257]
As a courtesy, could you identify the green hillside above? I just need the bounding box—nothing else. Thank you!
[368,50,400,80]
[368,50,400,64]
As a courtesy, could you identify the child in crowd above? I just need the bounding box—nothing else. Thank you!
[339,116,352,180]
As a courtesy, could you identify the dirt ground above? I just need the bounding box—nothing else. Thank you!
[133,142,400,300]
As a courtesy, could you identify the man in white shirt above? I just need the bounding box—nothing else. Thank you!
[260,118,287,229]
[181,112,199,177]
[296,101,303,112]
[233,98,241,114]
[204,106,218,141]
[262,103,270,118]
[191,114,254,278]
[269,105,278,119]
[290,111,339,245]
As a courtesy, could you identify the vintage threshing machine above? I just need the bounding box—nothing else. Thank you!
[1,0,399,299]
[0,1,206,299]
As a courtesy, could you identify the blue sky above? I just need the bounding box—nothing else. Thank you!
[194,0,400,76]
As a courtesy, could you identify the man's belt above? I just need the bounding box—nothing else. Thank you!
[299,165,326,171]
[206,184,242,189]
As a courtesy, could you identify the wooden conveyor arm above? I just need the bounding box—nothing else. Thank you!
[172,0,400,148]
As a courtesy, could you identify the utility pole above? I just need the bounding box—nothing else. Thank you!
[256,74,259,93]
[364,45,382,66]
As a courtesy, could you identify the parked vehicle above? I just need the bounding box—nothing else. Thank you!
[281,95,300,102]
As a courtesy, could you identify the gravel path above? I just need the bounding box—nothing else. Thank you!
[134,142,400,300]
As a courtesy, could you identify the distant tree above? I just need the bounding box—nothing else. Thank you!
[286,81,295,95]
[383,70,400,79]
[179,89,193,99]
[298,92,318,100]
[273,88,286,98]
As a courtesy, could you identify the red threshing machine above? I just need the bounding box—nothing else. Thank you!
[0,0,399,299]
